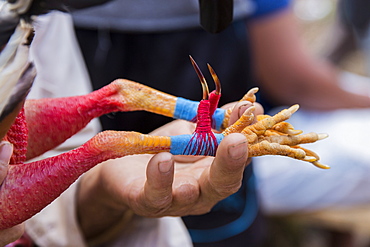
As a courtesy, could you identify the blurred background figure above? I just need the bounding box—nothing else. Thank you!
[254,1,370,247]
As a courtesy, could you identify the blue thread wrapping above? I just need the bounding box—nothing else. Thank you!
[170,133,224,156]
[173,97,198,122]
[174,97,225,131]
[212,108,225,131]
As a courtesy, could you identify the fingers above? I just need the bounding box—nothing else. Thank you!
[254,102,264,115]
[201,133,248,202]
[228,101,264,125]
[229,101,253,125]
[141,152,175,213]
[0,141,13,183]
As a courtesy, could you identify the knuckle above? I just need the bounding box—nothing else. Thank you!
[212,181,242,199]
[149,194,172,209]
[138,195,172,217]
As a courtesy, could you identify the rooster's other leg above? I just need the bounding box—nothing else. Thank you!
[0,130,173,230]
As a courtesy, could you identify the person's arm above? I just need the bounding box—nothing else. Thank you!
[248,8,370,110]
[76,102,259,242]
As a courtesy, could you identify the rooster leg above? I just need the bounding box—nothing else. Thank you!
[24,73,228,160]
[1,128,227,230]
[0,131,172,230]
[14,57,222,161]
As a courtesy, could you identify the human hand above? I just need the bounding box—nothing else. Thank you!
[77,102,262,240]
[0,141,25,247]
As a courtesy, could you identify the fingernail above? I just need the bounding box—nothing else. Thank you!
[228,141,247,160]
[0,142,13,166]
[159,160,172,173]
[238,103,252,118]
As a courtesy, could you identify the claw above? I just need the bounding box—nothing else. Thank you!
[267,121,303,135]
[242,104,300,140]
[189,55,209,100]
[222,101,328,168]
[207,64,221,95]
[223,106,255,136]
[318,133,329,140]
[312,161,330,169]
[241,87,259,103]
[295,146,330,169]
[303,156,317,162]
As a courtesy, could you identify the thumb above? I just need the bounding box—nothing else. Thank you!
[0,141,13,183]
[201,133,248,202]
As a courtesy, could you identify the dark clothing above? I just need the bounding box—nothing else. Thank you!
[338,0,370,37]
[75,20,254,133]
[183,165,266,247]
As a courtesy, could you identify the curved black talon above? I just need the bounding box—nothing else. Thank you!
[207,64,221,95]
[189,55,209,100]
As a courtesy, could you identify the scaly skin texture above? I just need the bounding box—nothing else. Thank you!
[1,130,171,229]
[0,79,176,230]
[222,91,328,168]
[24,79,177,159]
[0,77,327,230]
